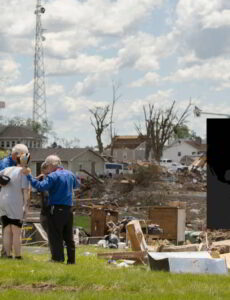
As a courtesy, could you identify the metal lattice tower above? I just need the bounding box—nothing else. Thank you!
[33,0,47,124]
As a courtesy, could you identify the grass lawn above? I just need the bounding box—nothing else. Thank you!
[73,215,91,233]
[0,246,229,299]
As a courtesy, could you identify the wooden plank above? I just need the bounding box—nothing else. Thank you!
[97,251,147,263]
[126,220,148,251]
[220,253,230,269]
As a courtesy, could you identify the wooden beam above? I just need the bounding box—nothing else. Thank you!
[97,251,147,264]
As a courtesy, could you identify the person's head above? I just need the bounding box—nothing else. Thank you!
[41,162,49,175]
[11,144,29,163]
[44,155,61,173]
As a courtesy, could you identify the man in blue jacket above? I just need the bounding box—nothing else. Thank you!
[23,155,78,264]
[0,144,29,171]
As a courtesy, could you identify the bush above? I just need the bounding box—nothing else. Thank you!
[132,164,160,187]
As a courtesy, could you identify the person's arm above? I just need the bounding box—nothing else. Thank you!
[27,173,55,192]
[22,188,30,219]
[22,167,55,192]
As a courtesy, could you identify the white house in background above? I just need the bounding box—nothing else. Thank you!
[162,139,206,163]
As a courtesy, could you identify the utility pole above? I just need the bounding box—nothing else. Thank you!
[33,0,47,124]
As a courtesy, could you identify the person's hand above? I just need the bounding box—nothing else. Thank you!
[36,174,45,181]
[23,205,28,219]
[21,167,31,175]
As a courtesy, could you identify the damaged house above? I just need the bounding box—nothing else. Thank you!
[29,148,105,176]
[0,125,46,149]
[162,139,206,164]
[105,135,151,162]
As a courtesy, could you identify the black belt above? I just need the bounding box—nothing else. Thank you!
[50,205,71,208]
[49,205,72,215]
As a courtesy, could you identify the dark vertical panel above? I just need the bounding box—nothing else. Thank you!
[207,119,230,229]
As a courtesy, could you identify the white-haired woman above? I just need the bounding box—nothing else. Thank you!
[0,153,30,259]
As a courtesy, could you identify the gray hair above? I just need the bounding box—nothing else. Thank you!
[12,144,28,155]
[41,162,48,171]
[45,155,61,167]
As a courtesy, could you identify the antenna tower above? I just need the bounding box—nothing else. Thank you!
[33,0,47,124]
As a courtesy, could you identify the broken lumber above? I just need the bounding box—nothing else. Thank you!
[80,169,104,184]
[97,251,147,264]
[158,244,201,252]
[211,240,230,254]
[220,253,230,269]
[126,220,148,252]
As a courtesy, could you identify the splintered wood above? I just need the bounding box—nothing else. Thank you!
[126,220,148,251]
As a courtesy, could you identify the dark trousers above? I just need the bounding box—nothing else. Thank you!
[47,206,75,264]
[40,212,49,235]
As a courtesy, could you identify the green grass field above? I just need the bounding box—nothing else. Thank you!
[74,215,91,233]
[0,246,230,300]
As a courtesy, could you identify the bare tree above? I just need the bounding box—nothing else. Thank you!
[136,100,192,162]
[135,105,153,161]
[109,81,122,156]
[89,106,110,154]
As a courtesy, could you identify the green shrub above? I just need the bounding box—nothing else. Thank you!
[133,164,160,187]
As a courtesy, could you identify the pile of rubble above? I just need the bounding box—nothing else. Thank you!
[96,219,230,275]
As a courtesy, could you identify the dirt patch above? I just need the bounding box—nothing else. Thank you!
[0,283,79,292]
[0,283,110,293]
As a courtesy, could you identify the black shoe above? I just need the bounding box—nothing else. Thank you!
[7,256,13,259]
[15,256,22,260]
[67,261,75,265]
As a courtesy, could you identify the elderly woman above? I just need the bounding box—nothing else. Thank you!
[0,151,30,259]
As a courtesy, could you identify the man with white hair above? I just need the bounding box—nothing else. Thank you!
[0,144,29,171]
[0,143,29,257]
[23,155,79,264]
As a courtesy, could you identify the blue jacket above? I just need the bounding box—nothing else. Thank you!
[0,155,16,171]
[27,168,78,206]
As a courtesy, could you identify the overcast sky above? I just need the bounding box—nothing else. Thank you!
[1,0,230,147]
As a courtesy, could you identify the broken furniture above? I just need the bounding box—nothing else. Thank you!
[91,207,119,236]
[139,220,163,245]
[126,220,148,251]
[148,206,186,243]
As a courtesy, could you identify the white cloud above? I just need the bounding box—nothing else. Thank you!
[46,0,163,36]
[3,96,33,119]
[174,0,230,61]
[129,72,161,87]
[118,31,179,71]
[46,54,119,76]
[3,81,33,96]
[177,51,202,66]
[0,56,21,81]
[167,58,230,87]
[73,74,110,96]
[46,83,65,96]
[203,9,230,29]
[176,0,221,29]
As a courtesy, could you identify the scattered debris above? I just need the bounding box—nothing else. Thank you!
[148,251,228,274]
